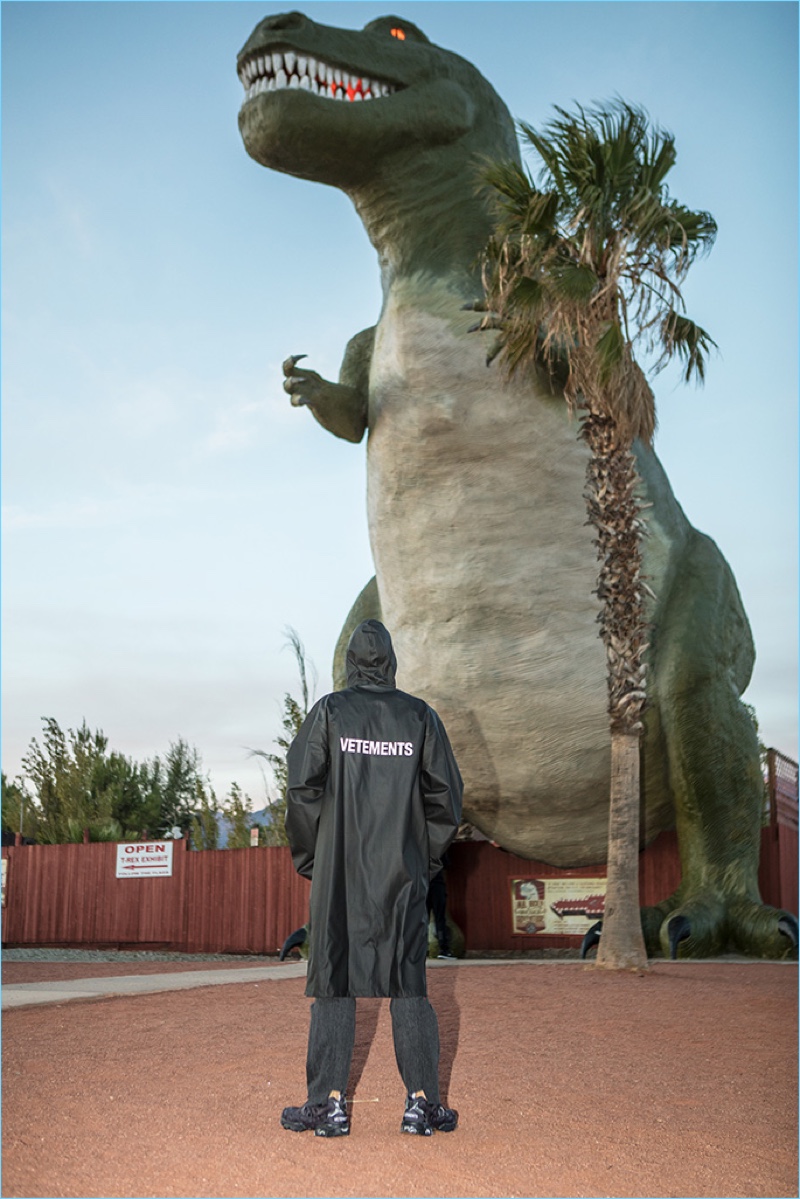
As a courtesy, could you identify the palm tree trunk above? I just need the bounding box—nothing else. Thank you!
[581,406,650,970]
[595,730,648,968]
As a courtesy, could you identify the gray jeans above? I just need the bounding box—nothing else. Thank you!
[306,996,441,1105]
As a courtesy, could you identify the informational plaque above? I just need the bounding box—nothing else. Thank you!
[511,877,606,936]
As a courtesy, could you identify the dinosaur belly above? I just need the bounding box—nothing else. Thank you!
[367,291,617,865]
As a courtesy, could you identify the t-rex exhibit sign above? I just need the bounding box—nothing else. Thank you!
[237,10,796,957]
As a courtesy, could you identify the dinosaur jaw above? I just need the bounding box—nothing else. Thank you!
[238,47,401,106]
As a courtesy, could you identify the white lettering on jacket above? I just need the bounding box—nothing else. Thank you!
[340,737,414,756]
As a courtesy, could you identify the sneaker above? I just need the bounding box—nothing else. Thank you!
[281,1093,350,1137]
[438,951,457,960]
[315,1093,350,1138]
[401,1094,433,1136]
[280,1099,328,1132]
[426,1100,458,1132]
[400,1094,459,1135]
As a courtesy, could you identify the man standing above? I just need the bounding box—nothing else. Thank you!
[281,619,463,1137]
[427,854,455,959]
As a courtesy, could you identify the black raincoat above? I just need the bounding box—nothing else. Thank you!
[285,620,463,998]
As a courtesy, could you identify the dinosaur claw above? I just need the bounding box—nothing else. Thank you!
[778,914,799,949]
[580,920,603,959]
[282,353,308,375]
[667,914,691,959]
[279,925,308,961]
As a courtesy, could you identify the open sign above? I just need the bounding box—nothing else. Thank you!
[115,841,174,878]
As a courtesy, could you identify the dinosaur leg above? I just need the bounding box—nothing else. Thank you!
[643,533,796,959]
[332,577,382,690]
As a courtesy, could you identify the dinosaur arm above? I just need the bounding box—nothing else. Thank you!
[283,326,373,444]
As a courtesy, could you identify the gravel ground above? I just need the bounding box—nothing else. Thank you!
[2,947,280,963]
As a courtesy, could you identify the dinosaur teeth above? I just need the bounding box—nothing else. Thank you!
[239,50,398,104]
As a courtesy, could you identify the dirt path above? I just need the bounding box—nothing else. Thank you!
[2,961,796,1199]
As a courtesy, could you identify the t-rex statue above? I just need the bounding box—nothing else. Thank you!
[237,10,797,958]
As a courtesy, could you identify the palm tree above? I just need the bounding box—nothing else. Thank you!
[479,100,717,969]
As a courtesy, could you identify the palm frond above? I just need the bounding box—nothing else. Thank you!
[659,202,718,260]
[479,157,532,205]
[658,312,718,383]
[595,320,626,385]
[509,274,546,310]
[550,258,598,302]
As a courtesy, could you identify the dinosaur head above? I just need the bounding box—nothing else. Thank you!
[237,10,517,191]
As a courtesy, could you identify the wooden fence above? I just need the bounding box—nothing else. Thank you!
[1,842,311,955]
[759,749,799,916]
[2,750,796,954]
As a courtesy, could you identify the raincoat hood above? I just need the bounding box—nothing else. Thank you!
[345,619,397,689]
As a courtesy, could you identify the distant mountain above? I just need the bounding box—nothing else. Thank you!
[249,807,276,828]
[213,805,277,848]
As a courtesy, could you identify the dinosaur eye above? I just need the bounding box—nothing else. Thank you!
[363,16,429,44]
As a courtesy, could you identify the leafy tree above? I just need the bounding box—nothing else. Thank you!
[159,739,205,836]
[21,718,121,843]
[15,720,228,845]
[479,100,716,969]
[90,751,163,840]
[188,778,219,850]
[1,773,38,841]
[222,782,256,849]
[251,628,316,847]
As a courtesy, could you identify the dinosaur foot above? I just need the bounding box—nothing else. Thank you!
[279,925,308,961]
[580,920,603,959]
[640,894,798,960]
[585,896,799,961]
[581,911,692,959]
[726,898,798,959]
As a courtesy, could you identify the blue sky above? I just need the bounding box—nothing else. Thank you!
[2,0,797,807]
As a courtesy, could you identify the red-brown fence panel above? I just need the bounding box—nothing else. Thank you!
[2,841,189,948]
[760,750,798,914]
[183,847,309,955]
